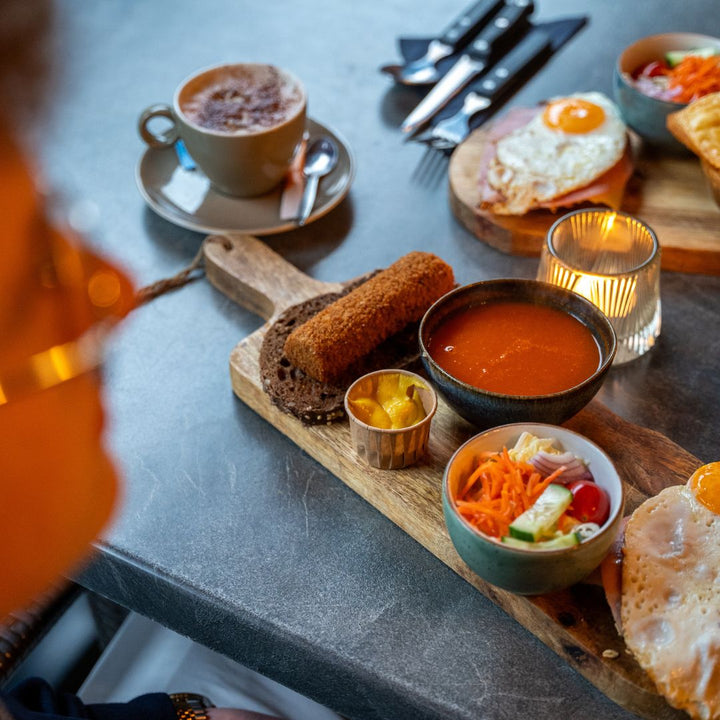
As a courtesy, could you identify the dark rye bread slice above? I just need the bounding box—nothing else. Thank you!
[259,274,421,425]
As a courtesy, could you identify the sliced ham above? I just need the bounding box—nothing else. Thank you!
[537,146,634,211]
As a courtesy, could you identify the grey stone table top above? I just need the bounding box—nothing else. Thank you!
[39,1,720,718]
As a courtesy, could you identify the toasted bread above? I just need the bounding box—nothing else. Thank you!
[260,273,423,425]
[667,91,720,170]
[702,158,720,206]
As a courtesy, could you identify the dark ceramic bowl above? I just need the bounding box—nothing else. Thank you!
[613,33,720,152]
[419,279,616,429]
[443,423,625,595]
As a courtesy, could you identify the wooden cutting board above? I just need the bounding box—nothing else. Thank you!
[449,126,720,275]
[204,232,702,720]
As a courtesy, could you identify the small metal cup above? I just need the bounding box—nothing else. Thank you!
[344,369,437,470]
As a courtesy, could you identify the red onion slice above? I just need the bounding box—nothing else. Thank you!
[530,450,594,483]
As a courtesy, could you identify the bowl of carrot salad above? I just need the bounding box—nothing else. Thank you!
[443,423,624,595]
[614,32,720,151]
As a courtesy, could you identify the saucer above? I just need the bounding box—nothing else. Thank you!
[135,118,355,235]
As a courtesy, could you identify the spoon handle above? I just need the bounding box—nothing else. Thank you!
[297,174,320,226]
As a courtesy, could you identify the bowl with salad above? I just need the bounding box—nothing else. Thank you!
[443,423,624,595]
[613,32,720,150]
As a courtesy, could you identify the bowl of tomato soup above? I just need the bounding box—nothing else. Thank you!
[419,279,616,428]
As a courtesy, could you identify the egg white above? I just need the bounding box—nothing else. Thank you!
[621,483,720,719]
[486,92,627,215]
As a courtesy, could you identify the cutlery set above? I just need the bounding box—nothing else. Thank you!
[382,1,587,155]
[401,0,537,134]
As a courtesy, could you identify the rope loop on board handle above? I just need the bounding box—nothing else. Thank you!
[135,235,232,305]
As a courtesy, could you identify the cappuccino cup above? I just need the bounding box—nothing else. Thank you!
[139,63,306,197]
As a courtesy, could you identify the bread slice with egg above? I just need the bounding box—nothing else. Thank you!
[602,463,720,720]
[478,92,633,216]
[622,483,720,720]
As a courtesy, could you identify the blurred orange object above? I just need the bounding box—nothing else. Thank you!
[0,125,135,620]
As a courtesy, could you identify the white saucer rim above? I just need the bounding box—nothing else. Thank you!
[135,117,355,235]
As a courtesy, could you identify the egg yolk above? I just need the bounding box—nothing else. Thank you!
[543,98,606,134]
[688,462,720,514]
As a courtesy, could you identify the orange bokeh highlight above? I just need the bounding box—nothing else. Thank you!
[0,126,135,620]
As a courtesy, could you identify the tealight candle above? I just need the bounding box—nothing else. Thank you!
[537,208,661,364]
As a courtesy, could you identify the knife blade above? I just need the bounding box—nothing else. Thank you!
[382,0,504,85]
[401,0,534,133]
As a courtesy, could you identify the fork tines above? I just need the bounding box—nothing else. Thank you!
[411,145,450,186]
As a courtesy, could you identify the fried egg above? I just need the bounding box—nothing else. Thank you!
[621,469,720,719]
[688,461,720,514]
[486,92,627,215]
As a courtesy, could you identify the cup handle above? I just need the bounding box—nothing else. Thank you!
[138,104,178,148]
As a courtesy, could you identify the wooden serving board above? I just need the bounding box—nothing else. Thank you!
[204,233,702,720]
[449,126,720,275]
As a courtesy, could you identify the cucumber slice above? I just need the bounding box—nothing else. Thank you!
[665,47,718,67]
[574,522,601,541]
[508,483,572,542]
[501,533,580,551]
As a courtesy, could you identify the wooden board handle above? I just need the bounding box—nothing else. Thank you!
[203,233,343,322]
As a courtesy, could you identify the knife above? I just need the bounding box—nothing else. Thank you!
[380,0,504,85]
[401,0,534,133]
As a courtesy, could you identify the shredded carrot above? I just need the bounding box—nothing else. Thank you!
[526,470,540,498]
[454,448,566,538]
[668,55,720,103]
[459,465,484,498]
[543,465,567,485]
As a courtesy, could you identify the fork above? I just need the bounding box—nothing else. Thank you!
[410,91,487,185]
[411,145,451,186]
[421,91,490,149]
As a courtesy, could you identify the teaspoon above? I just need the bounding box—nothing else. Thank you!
[297,137,339,226]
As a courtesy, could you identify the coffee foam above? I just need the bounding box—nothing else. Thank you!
[180,65,303,134]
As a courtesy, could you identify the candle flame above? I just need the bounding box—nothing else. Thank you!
[601,212,616,240]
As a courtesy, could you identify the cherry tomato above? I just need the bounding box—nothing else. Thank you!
[568,480,610,525]
[641,60,669,78]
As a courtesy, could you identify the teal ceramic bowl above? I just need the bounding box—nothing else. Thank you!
[613,32,720,152]
[419,280,616,430]
[443,423,625,595]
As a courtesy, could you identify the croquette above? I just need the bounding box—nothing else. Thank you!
[283,251,454,384]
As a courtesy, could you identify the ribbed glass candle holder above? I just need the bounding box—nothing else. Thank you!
[537,209,661,365]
